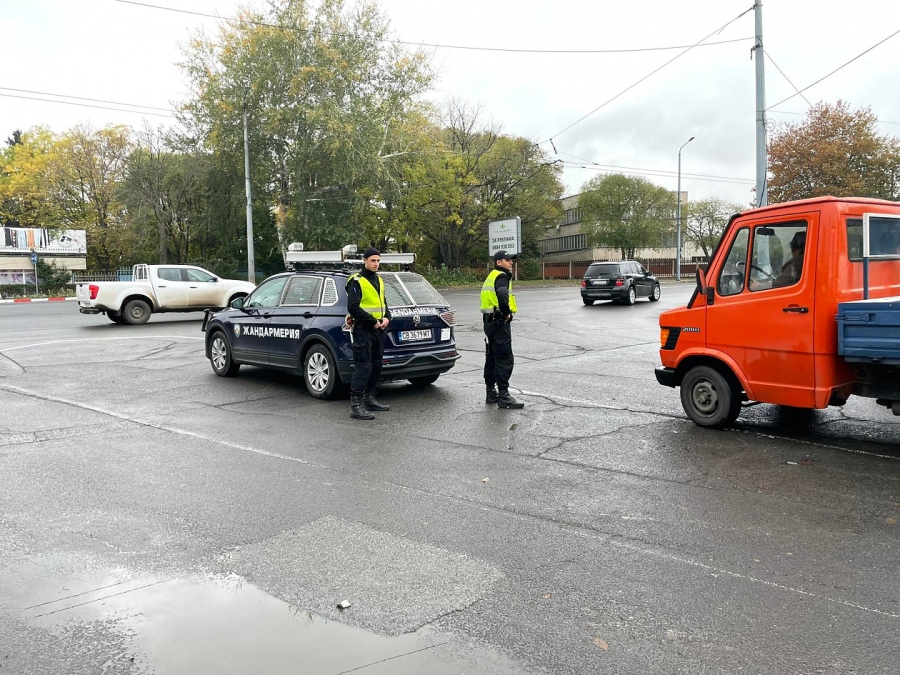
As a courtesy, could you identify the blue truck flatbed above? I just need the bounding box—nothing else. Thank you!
[836,296,900,364]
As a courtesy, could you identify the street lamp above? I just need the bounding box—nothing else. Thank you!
[675,136,695,281]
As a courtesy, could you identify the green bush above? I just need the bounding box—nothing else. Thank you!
[36,258,75,294]
[419,265,483,287]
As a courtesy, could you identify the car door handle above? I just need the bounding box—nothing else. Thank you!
[157,285,167,288]
[782,305,809,314]
[302,312,313,319]
[189,285,198,289]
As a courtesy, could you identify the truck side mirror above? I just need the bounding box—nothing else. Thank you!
[696,268,707,294]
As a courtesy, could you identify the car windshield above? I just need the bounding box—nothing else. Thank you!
[584,263,620,278]
[381,272,449,307]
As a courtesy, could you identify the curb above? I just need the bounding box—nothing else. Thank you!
[0,297,76,305]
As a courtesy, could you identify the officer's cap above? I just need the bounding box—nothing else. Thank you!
[493,250,515,262]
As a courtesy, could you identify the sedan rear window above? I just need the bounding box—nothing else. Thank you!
[584,263,621,278]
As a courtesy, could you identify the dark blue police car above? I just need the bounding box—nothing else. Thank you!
[201,269,460,398]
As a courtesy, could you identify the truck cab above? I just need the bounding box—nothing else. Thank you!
[656,196,900,428]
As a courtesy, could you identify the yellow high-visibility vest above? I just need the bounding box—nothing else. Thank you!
[347,273,386,319]
[480,269,517,314]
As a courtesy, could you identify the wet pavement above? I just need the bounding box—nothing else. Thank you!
[1,286,898,674]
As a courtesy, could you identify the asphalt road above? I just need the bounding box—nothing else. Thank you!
[1,286,898,674]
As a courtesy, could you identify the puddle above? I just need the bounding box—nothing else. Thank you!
[10,563,531,674]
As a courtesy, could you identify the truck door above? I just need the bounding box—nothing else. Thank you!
[184,267,221,308]
[268,275,323,368]
[707,215,818,407]
[231,276,290,365]
[154,267,189,308]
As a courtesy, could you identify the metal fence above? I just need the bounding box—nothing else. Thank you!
[540,257,707,280]
[72,268,133,283]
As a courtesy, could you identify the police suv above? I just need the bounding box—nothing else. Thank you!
[201,248,460,399]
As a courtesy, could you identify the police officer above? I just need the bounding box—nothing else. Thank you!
[346,248,392,420]
[481,251,525,409]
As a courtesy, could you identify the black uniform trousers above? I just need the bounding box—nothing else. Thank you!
[350,324,385,395]
[483,314,514,391]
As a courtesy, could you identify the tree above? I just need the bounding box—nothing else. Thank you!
[768,100,900,203]
[577,174,676,259]
[46,125,133,271]
[121,127,211,264]
[395,101,562,267]
[178,0,433,253]
[683,197,743,258]
[0,127,60,229]
[35,257,73,293]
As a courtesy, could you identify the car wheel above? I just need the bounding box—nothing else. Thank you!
[123,299,151,325]
[304,343,341,400]
[209,331,240,377]
[582,297,595,306]
[408,374,440,387]
[680,365,741,428]
[107,310,127,324]
[650,283,661,302]
[625,285,636,305]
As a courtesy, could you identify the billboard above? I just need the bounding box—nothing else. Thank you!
[1,228,87,254]
[488,217,522,257]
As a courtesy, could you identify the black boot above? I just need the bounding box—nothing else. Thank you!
[497,390,525,409]
[485,385,499,404]
[363,390,390,412]
[350,394,375,420]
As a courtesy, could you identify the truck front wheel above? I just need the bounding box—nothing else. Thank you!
[123,299,151,325]
[680,365,741,428]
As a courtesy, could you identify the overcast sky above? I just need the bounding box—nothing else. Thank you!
[3,0,899,207]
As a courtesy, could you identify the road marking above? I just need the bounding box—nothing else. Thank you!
[0,382,330,472]
[0,336,204,352]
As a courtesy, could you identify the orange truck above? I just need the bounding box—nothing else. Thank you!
[656,196,900,428]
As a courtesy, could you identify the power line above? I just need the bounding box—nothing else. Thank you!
[766,26,900,110]
[0,92,177,119]
[762,51,812,108]
[115,0,752,55]
[558,161,753,186]
[543,5,755,144]
[556,151,754,184]
[0,86,172,113]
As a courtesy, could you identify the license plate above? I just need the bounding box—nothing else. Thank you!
[593,279,607,285]
[399,329,431,342]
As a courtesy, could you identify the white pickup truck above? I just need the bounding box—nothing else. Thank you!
[76,264,256,325]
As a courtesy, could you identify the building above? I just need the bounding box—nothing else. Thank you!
[1,228,87,286]
[537,192,701,264]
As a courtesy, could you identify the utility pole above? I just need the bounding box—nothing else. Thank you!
[243,105,256,283]
[753,2,768,207]
[676,136,695,282]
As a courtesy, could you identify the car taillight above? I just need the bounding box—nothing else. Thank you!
[614,278,624,287]
[581,280,586,287]
[89,284,99,299]
[439,310,456,326]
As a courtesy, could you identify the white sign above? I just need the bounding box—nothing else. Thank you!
[488,217,522,257]
[1,228,87,254]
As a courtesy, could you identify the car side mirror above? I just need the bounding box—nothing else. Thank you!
[209,277,218,283]
[643,270,651,277]
[230,297,245,309]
